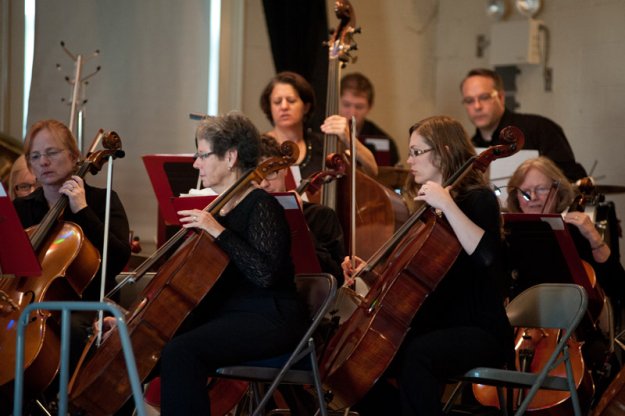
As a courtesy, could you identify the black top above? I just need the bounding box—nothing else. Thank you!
[411,187,514,353]
[13,184,131,300]
[206,188,304,315]
[471,109,587,181]
[297,130,326,180]
[359,119,400,167]
[302,201,345,285]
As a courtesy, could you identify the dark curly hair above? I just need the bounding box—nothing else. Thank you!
[259,71,316,126]
[195,112,260,171]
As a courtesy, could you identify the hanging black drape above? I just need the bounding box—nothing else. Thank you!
[262,0,329,131]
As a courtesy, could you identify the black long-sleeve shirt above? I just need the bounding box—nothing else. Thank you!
[472,109,587,181]
[13,184,131,300]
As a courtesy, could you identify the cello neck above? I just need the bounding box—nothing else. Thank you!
[29,160,91,252]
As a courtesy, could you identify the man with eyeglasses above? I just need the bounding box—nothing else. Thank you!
[460,68,587,181]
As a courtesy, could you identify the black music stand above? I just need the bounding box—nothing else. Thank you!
[0,184,41,276]
[503,213,603,318]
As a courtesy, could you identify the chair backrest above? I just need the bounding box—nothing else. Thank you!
[295,273,337,324]
[506,283,588,332]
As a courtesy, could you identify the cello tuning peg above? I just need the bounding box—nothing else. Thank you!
[353,26,362,34]
[349,43,358,51]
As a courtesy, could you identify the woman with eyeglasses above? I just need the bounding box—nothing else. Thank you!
[156,112,309,414]
[8,154,38,199]
[9,119,130,401]
[13,119,131,298]
[505,156,625,397]
[341,115,514,415]
[506,157,625,317]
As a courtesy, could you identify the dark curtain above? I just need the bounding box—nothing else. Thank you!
[262,0,329,131]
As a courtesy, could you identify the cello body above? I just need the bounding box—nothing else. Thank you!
[473,327,594,415]
[69,231,229,415]
[0,221,100,393]
[320,209,461,409]
[335,163,409,260]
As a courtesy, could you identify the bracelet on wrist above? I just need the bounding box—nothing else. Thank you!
[591,242,607,251]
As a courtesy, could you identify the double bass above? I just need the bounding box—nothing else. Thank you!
[320,0,408,261]
[68,142,299,415]
[319,126,525,409]
[0,131,124,394]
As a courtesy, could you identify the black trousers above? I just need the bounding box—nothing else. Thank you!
[160,298,306,416]
[354,326,507,416]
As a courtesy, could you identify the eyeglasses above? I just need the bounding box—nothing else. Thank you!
[461,90,498,106]
[14,182,38,192]
[518,186,551,199]
[28,148,67,163]
[264,171,280,181]
[408,147,433,158]
[194,151,215,160]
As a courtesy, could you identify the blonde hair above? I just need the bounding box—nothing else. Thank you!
[8,155,33,199]
[24,120,80,168]
[506,157,575,213]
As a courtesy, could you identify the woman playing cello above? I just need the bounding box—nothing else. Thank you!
[13,119,130,298]
[342,116,514,415]
[12,120,130,366]
[159,112,309,414]
[505,157,625,396]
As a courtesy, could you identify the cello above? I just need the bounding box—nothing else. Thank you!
[319,126,525,410]
[68,142,299,416]
[320,0,409,261]
[472,327,594,415]
[0,131,124,394]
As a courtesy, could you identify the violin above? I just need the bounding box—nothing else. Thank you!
[68,142,299,416]
[319,126,525,409]
[0,131,124,394]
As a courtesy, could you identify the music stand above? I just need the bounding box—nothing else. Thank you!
[142,154,197,246]
[0,184,41,276]
[503,212,603,318]
[171,193,321,274]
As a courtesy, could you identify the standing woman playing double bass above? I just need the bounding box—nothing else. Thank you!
[343,116,514,415]
[160,112,309,415]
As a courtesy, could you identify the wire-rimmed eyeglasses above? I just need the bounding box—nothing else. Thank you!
[461,90,498,106]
